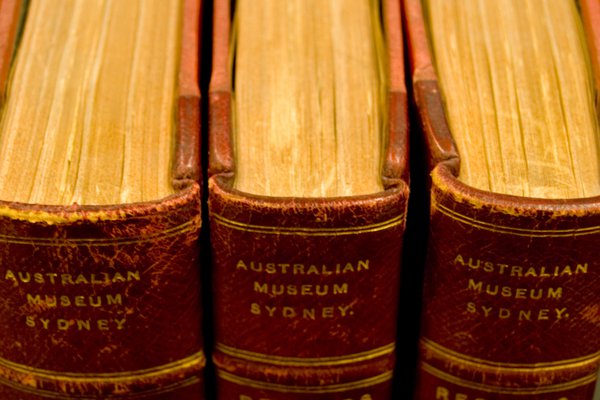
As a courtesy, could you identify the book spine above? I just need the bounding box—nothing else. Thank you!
[0,186,204,399]
[415,166,600,400]
[209,176,408,399]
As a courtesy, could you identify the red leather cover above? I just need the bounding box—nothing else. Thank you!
[0,0,205,398]
[403,0,600,398]
[208,0,409,398]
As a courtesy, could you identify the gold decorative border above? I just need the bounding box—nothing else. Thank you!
[0,351,205,380]
[0,375,201,400]
[218,370,393,393]
[216,342,395,366]
[421,338,600,370]
[433,200,600,237]
[0,218,199,246]
[421,362,597,394]
[212,213,404,236]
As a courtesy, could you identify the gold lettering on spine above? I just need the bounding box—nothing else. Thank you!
[27,294,124,307]
[303,308,315,320]
[244,259,367,319]
[7,269,142,331]
[107,294,122,305]
[435,386,487,400]
[58,319,70,330]
[249,303,355,319]
[253,282,349,296]
[456,252,586,324]
[467,303,571,321]
[436,386,449,399]
[467,279,563,300]
[77,320,91,330]
[5,270,141,285]
[237,259,369,275]
[454,255,589,277]
[24,316,127,331]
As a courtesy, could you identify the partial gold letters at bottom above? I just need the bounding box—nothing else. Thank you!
[436,386,485,400]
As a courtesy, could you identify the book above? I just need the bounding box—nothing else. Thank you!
[0,0,205,398]
[208,0,409,398]
[403,0,600,398]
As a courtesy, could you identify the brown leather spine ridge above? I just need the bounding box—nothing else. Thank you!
[402,0,459,176]
[175,0,202,186]
[207,0,233,177]
[207,0,409,397]
[0,0,205,398]
[383,0,410,184]
[403,0,600,398]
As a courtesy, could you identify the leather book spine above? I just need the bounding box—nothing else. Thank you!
[0,189,205,399]
[208,0,409,397]
[209,176,407,399]
[403,0,600,397]
[0,0,205,398]
[416,166,600,400]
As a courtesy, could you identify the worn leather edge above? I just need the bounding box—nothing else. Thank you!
[0,352,205,398]
[215,368,394,394]
[213,350,395,387]
[209,174,408,229]
[432,164,600,219]
[0,183,201,225]
[419,338,600,389]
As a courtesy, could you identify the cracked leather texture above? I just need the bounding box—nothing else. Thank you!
[403,0,600,398]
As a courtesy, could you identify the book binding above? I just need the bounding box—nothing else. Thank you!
[208,0,409,398]
[403,0,600,398]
